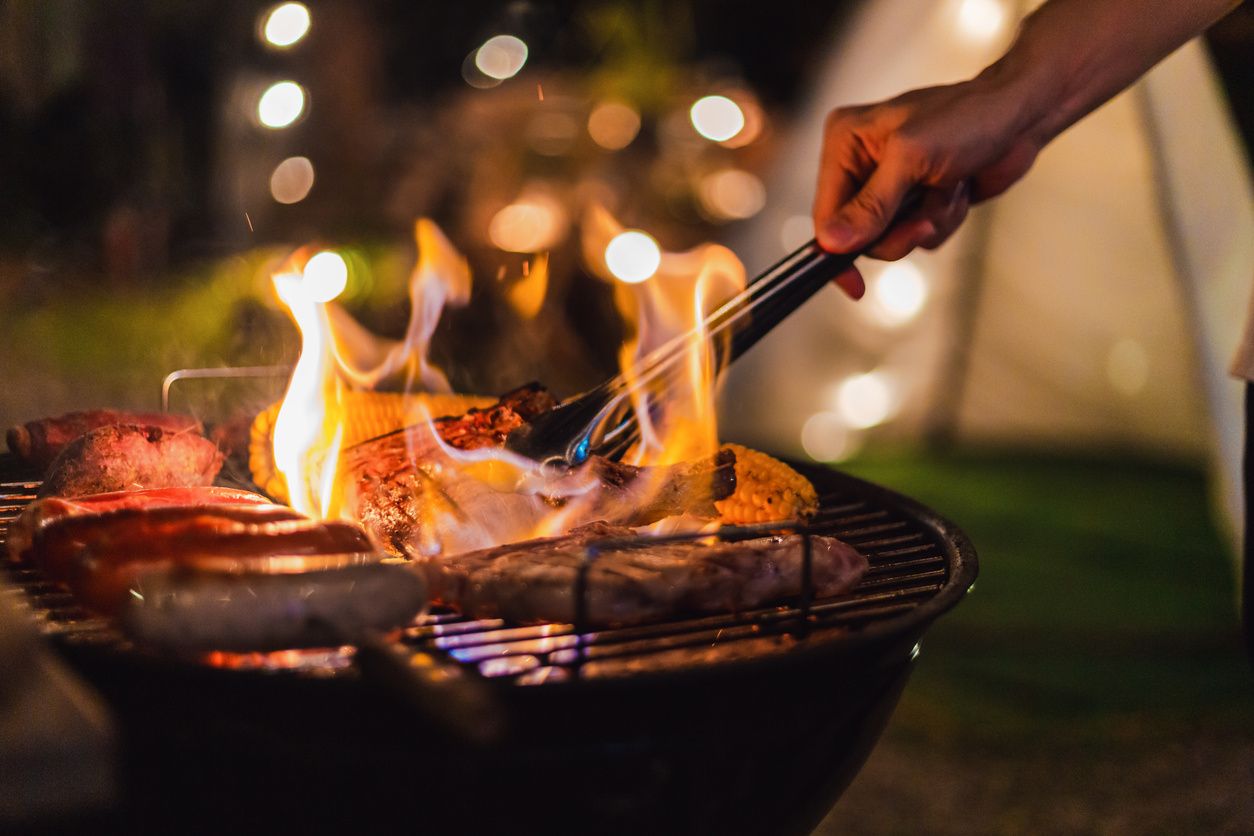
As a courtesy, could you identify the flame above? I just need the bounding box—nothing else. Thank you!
[271,251,348,518]
[581,203,746,468]
[270,220,473,520]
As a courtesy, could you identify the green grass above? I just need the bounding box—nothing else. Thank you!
[841,451,1254,750]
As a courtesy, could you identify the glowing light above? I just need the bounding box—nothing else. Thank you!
[689,95,745,143]
[835,372,897,429]
[257,81,306,129]
[869,260,929,326]
[697,169,766,221]
[587,101,641,150]
[475,35,528,80]
[262,3,310,48]
[801,412,861,463]
[956,0,1007,41]
[489,196,567,253]
[779,215,814,252]
[270,156,315,204]
[302,251,348,303]
[605,231,662,284]
[1106,338,1149,396]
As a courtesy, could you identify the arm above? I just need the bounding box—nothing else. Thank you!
[814,0,1242,297]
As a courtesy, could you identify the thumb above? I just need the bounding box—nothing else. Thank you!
[819,161,913,254]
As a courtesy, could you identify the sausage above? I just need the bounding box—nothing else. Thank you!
[6,486,276,563]
[39,424,224,498]
[8,410,203,471]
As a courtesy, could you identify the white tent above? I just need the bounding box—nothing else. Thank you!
[719,0,1254,551]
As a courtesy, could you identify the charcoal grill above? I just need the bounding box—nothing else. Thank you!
[1,452,976,835]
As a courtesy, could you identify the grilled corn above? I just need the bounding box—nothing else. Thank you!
[715,443,818,524]
[249,391,493,502]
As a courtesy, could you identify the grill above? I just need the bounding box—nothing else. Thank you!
[1,452,976,835]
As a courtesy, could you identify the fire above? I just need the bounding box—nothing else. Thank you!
[271,207,745,551]
[270,220,472,520]
[581,203,746,468]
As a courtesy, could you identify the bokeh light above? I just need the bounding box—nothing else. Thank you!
[261,3,311,48]
[475,35,528,80]
[800,411,861,462]
[489,195,568,253]
[689,95,745,143]
[587,101,642,150]
[257,81,306,129]
[605,231,662,284]
[779,214,815,252]
[835,371,897,429]
[869,260,929,326]
[302,251,348,302]
[269,156,315,204]
[698,169,766,221]
[956,0,1007,41]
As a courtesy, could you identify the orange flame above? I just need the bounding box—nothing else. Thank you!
[270,220,472,520]
[581,203,746,468]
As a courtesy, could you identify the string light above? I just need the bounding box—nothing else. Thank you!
[697,169,766,221]
[801,412,860,462]
[956,0,1007,41]
[475,35,528,80]
[689,95,745,143]
[302,251,348,302]
[868,260,928,326]
[588,101,641,150]
[605,231,661,284]
[257,81,306,129]
[261,3,311,48]
[269,156,315,204]
[489,196,567,253]
[835,372,897,429]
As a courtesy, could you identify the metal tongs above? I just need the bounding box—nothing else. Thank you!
[505,209,914,469]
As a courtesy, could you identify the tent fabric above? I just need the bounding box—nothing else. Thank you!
[720,0,1254,558]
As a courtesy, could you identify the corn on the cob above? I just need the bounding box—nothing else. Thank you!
[715,443,818,525]
[249,391,494,502]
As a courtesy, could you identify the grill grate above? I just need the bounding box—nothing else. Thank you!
[0,454,970,684]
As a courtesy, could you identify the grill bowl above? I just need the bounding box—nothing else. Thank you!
[1,454,976,834]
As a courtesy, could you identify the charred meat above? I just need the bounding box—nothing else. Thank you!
[422,521,869,627]
[8,410,203,471]
[39,424,223,498]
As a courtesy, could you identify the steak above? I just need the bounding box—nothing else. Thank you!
[422,521,869,627]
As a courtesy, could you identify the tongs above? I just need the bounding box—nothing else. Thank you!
[505,210,912,469]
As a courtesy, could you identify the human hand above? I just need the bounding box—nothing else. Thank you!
[814,78,1044,298]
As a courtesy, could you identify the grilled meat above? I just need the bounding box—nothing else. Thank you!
[29,508,372,613]
[7,486,275,563]
[422,522,868,627]
[8,410,203,471]
[39,424,223,498]
[347,432,735,558]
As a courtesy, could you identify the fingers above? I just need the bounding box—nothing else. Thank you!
[813,109,871,247]
[818,154,915,254]
[832,265,865,299]
[866,180,970,259]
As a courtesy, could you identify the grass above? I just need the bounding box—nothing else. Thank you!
[819,451,1254,834]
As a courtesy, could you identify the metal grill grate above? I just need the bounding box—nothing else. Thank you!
[0,454,971,683]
